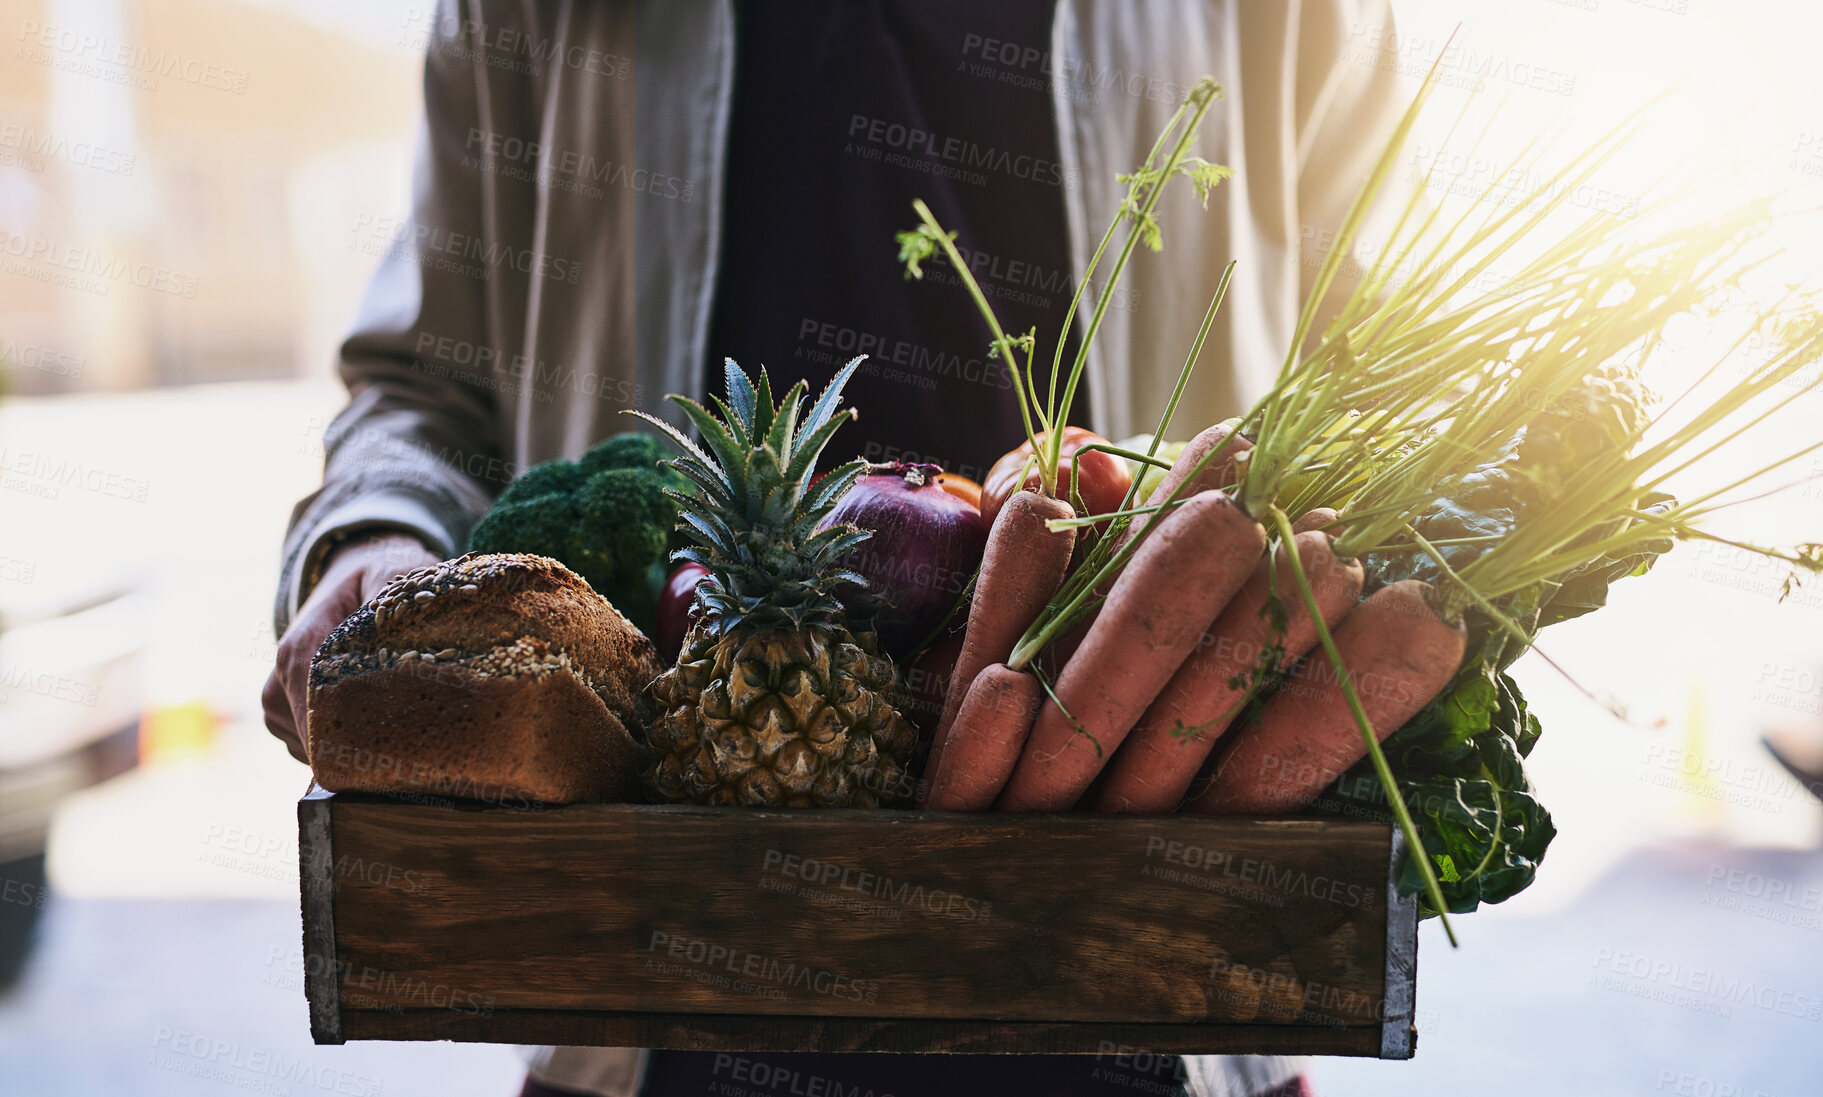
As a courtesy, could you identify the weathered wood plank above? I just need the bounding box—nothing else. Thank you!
[325,798,1396,1029]
[298,786,342,1045]
[1380,828,1420,1060]
[338,1006,1386,1056]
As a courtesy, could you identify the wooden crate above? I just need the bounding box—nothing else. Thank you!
[298,788,1418,1058]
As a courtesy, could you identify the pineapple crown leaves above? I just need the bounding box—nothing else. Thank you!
[627,356,874,632]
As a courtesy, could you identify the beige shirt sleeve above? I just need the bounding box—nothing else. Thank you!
[273,0,508,636]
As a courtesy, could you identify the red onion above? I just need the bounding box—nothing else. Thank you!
[821,462,987,657]
[655,562,709,662]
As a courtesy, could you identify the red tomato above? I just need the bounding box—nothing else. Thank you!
[655,562,709,662]
[978,428,1132,530]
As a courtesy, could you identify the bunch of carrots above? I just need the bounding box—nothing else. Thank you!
[896,70,1823,940]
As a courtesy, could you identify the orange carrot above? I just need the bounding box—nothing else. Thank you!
[1291,507,1339,535]
[1049,424,1257,663]
[1188,579,1466,815]
[998,491,1267,811]
[1148,422,1251,508]
[1096,530,1363,813]
[921,491,1075,804]
[922,664,1044,811]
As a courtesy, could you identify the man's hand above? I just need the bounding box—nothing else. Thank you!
[262,532,441,764]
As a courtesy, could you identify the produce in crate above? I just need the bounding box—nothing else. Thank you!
[635,359,922,807]
[1196,578,1466,814]
[977,427,1132,530]
[1096,529,1364,814]
[920,490,1076,808]
[921,663,1045,811]
[305,553,657,804]
[653,561,709,662]
[817,460,987,660]
[933,470,984,508]
[902,80,1235,810]
[998,489,1267,811]
[1149,96,1820,923]
[1118,434,1187,504]
[896,60,1823,940]
[466,433,689,636]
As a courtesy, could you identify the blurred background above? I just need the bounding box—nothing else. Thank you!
[0,0,1819,1094]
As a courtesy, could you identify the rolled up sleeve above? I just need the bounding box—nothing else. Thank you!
[274,0,505,634]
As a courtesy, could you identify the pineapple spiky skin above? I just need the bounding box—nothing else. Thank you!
[646,621,919,806]
[634,356,923,808]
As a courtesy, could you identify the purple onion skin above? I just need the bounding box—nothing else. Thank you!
[821,462,987,658]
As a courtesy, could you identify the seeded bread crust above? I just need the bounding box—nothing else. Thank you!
[306,553,660,804]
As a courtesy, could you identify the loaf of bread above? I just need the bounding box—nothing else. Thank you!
[306,553,660,805]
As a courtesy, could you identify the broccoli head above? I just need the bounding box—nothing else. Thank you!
[466,431,687,635]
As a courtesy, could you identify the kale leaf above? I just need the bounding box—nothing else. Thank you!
[1310,665,1555,915]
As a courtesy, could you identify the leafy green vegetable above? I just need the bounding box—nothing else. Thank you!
[1330,396,1678,916]
[467,432,688,634]
[1311,666,1555,915]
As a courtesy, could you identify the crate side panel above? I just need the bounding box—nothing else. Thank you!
[338,1006,1385,1056]
[327,802,1393,1026]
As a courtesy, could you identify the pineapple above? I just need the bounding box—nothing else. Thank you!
[635,357,921,807]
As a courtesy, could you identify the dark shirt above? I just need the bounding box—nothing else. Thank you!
[702,0,1087,486]
[654,4,1178,1096]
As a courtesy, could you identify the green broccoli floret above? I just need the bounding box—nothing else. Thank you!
[578,432,671,476]
[496,461,583,505]
[466,431,687,635]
